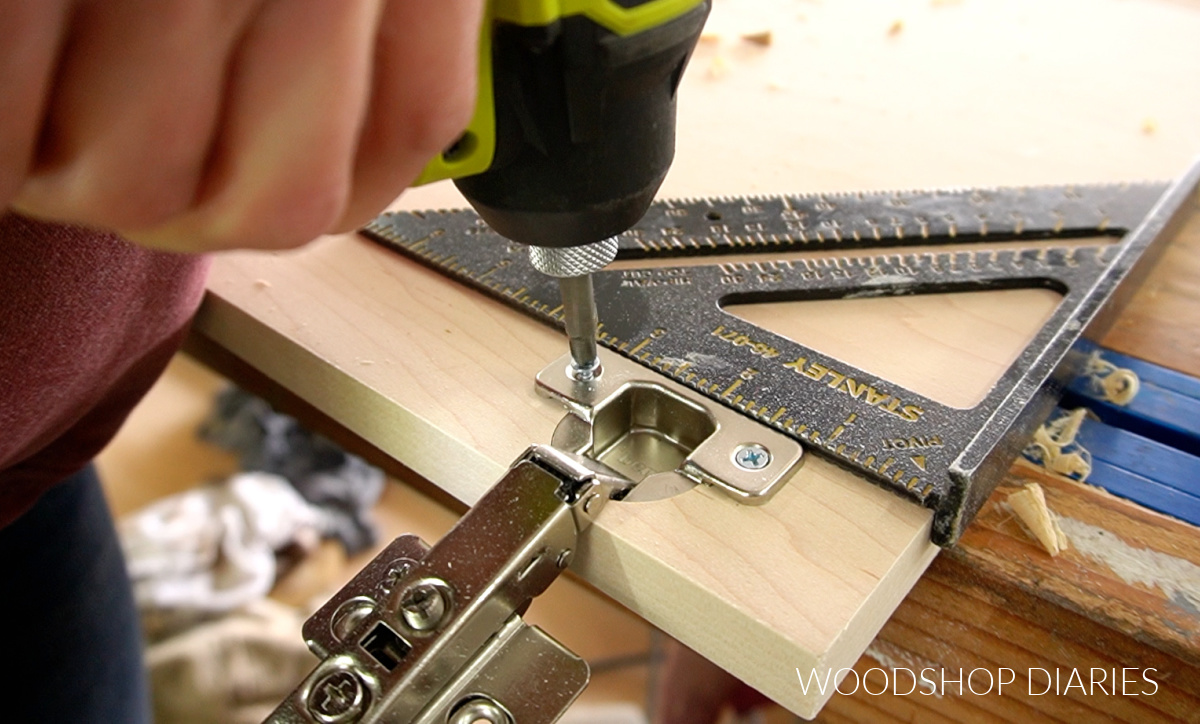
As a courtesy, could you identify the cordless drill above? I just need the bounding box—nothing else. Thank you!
[419,0,711,381]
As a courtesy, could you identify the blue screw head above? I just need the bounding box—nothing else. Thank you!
[734,444,771,470]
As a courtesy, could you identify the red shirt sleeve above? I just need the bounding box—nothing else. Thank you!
[0,213,211,528]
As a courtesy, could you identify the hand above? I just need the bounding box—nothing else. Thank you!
[2,0,484,252]
[652,638,771,724]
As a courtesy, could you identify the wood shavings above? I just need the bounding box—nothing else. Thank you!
[1083,350,1140,405]
[1022,408,1093,481]
[699,30,722,45]
[1007,483,1068,556]
[931,0,963,7]
[707,55,730,79]
[887,19,905,36]
[253,279,271,289]
[741,30,773,47]
[1142,118,1158,135]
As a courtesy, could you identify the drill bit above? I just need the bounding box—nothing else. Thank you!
[529,238,619,381]
[557,274,602,380]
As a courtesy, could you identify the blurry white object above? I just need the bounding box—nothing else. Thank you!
[120,472,328,614]
[560,703,647,724]
[146,598,315,724]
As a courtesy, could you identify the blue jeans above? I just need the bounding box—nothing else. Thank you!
[0,465,151,723]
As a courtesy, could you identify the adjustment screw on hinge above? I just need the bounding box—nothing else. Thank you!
[398,579,451,632]
[733,444,771,471]
[449,696,513,724]
[379,558,416,596]
[305,669,368,724]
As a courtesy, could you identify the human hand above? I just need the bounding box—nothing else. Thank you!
[3,0,483,252]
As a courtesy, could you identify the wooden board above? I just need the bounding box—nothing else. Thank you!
[191,0,1200,717]
[197,231,938,718]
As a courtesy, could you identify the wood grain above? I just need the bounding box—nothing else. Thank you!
[821,464,1200,723]
[726,288,1063,408]
[193,0,1200,718]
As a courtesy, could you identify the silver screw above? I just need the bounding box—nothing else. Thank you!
[733,444,771,470]
[449,697,512,724]
[399,580,450,632]
[330,597,376,642]
[306,670,367,723]
[380,558,416,595]
[556,549,573,569]
[582,492,600,514]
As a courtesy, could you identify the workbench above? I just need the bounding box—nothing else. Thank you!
[188,0,1200,719]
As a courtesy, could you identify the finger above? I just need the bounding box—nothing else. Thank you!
[13,0,257,232]
[132,0,383,251]
[0,0,70,207]
[334,0,485,231]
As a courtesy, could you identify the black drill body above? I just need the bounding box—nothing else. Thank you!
[454,2,711,249]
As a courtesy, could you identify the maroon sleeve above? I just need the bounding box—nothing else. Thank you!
[0,213,211,528]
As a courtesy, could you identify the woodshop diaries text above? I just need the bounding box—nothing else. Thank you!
[795,667,1160,697]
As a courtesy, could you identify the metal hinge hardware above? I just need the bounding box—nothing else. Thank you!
[266,445,632,724]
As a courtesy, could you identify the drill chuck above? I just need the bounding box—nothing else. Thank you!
[529,239,618,380]
[528,238,618,278]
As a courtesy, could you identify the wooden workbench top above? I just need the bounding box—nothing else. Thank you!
[191,0,1200,719]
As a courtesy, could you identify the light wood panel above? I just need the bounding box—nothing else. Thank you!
[193,0,1200,717]
[198,233,938,717]
[726,288,1064,408]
